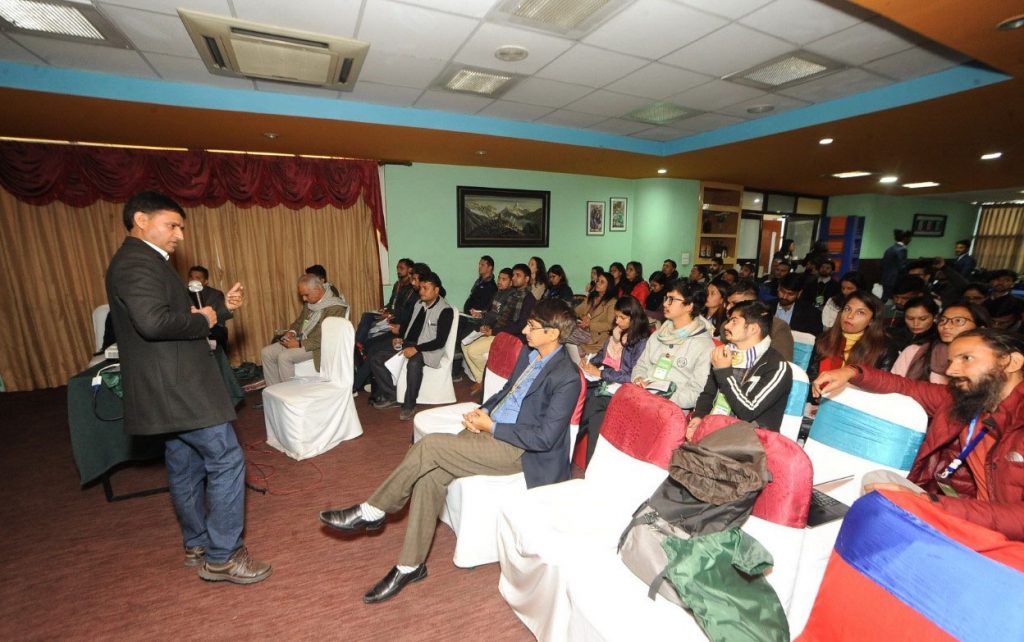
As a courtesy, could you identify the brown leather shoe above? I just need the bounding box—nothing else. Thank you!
[198,547,272,585]
[183,545,206,567]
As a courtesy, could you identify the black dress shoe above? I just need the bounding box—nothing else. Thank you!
[319,505,386,532]
[363,565,427,604]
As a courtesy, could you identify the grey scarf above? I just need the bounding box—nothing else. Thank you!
[300,293,347,339]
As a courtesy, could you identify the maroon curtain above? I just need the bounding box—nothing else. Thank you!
[0,141,387,247]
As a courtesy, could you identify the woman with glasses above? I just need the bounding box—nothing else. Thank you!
[575,270,618,354]
[807,290,897,382]
[543,265,574,303]
[576,297,652,465]
[629,281,713,410]
[893,301,990,384]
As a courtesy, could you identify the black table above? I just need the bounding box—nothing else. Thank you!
[67,350,244,499]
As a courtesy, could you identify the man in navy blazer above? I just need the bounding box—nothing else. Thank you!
[319,299,581,603]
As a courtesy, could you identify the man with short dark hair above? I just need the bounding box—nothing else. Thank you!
[989,269,1017,301]
[107,191,270,584]
[708,256,724,281]
[812,328,1024,540]
[954,239,977,277]
[801,257,840,309]
[690,300,793,436]
[463,263,536,389]
[771,273,823,335]
[320,299,582,602]
[369,271,455,421]
[727,281,793,361]
[662,259,679,282]
[759,260,791,300]
[688,264,709,287]
[355,258,415,348]
[260,274,348,385]
[464,255,498,314]
[987,295,1023,334]
[739,262,756,281]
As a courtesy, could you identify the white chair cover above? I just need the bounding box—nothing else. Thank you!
[789,386,928,636]
[397,314,460,405]
[293,358,318,377]
[779,361,810,442]
[88,304,110,367]
[262,317,363,460]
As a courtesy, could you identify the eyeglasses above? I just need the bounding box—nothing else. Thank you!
[663,296,687,306]
[525,322,552,333]
[938,316,973,327]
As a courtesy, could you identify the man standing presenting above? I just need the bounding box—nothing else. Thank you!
[320,299,581,602]
[106,191,270,583]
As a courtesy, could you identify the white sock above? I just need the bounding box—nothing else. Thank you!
[360,502,385,521]
[396,564,419,574]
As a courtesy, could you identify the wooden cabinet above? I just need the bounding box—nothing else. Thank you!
[695,181,743,267]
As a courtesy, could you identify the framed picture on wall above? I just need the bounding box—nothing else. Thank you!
[912,213,947,237]
[457,186,550,247]
[609,197,627,231]
[586,201,606,236]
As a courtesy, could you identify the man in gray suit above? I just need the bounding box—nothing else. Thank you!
[320,299,581,603]
[106,191,270,585]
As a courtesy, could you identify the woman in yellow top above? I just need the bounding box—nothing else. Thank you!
[807,290,897,382]
[575,269,617,354]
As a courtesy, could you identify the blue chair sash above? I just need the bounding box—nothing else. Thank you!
[792,342,813,371]
[784,379,809,418]
[809,398,924,469]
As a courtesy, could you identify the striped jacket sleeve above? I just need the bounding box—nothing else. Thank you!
[712,359,792,423]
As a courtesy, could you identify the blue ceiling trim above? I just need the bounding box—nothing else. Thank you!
[0,60,1009,158]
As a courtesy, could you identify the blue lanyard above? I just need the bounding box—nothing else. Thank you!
[937,417,986,481]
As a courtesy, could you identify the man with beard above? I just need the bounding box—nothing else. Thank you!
[812,328,1024,539]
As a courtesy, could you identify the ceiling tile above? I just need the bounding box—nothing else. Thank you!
[0,34,45,65]
[738,0,865,46]
[583,0,727,59]
[97,0,229,15]
[415,89,493,113]
[454,22,572,75]
[676,0,774,20]
[535,110,606,128]
[358,51,447,89]
[630,126,688,141]
[717,93,809,118]
[253,80,340,98]
[668,79,765,111]
[396,0,497,19]
[343,81,422,107]
[358,0,477,60]
[863,45,965,81]
[501,77,594,108]
[605,63,712,100]
[803,19,917,66]
[100,4,200,57]
[477,100,553,121]
[778,68,890,102]
[677,112,746,131]
[565,90,651,118]
[7,33,157,77]
[229,0,362,36]
[535,44,647,88]
[143,52,255,88]
[588,118,654,135]
[662,22,793,77]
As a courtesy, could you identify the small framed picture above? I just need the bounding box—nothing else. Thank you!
[912,213,947,237]
[609,197,627,232]
[586,201,605,236]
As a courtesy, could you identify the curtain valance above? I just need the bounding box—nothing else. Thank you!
[0,141,387,247]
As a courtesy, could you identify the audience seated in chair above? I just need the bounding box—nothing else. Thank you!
[368,271,455,422]
[806,290,896,383]
[463,264,535,392]
[770,273,823,336]
[319,299,581,604]
[689,301,793,438]
[813,328,1024,540]
[260,273,348,385]
[354,257,415,348]
[727,280,793,361]
[574,269,618,355]
[456,255,498,343]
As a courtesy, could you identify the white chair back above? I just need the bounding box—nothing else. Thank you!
[92,304,109,353]
[779,361,809,442]
[790,330,816,371]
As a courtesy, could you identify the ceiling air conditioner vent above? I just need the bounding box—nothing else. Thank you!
[178,9,369,91]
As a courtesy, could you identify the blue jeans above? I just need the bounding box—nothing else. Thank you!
[165,422,245,563]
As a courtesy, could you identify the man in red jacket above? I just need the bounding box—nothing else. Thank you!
[812,328,1024,540]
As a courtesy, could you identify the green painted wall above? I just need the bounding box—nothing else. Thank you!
[383,163,700,303]
[827,193,978,259]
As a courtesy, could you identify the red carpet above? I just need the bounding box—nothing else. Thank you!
[0,382,533,641]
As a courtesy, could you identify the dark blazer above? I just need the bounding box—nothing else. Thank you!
[769,300,823,336]
[191,285,229,347]
[106,237,236,436]
[483,346,581,488]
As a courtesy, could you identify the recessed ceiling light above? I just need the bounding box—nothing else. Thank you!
[832,171,872,179]
[436,65,520,96]
[626,102,699,125]
[0,0,130,46]
[495,45,529,62]
[263,132,279,139]
[902,181,940,189]
[746,104,774,114]
[726,51,842,90]
[754,198,761,204]
[981,152,1003,160]
[819,138,833,145]
[657,168,667,174]
[996,14,1024,30]
[879,175,898,184]
[475,150,487,156]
